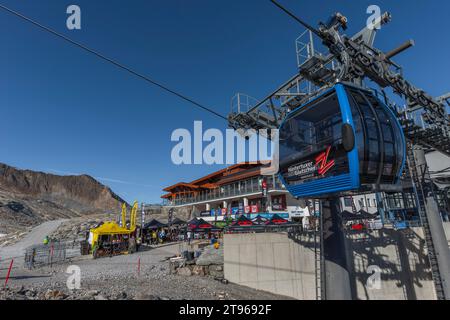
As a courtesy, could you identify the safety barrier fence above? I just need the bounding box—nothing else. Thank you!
[24,240,82,268]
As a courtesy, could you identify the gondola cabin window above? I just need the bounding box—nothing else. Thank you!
[279,91,349,186]
[346,88,404,185]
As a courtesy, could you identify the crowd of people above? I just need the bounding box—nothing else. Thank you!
[143,227,186,245]
[142,227,221,246]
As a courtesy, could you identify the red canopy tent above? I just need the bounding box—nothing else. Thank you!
[188,218,221,232]
[252,215,269,225]
[232,215,254,227]
[266,214,289,225]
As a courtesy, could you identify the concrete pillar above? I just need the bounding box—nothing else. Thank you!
[375,192,386,225]
[243,198,249,207]
[268,195,274,212]
[425,198,450,299]
[206,203,210,211]
[321,199,352,300]
[415,148,450,299]
[223,201,228,209]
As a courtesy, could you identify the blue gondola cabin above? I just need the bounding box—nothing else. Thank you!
[278,83,406,198]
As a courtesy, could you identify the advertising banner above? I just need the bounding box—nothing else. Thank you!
[200,211,210,217]
[238,202,244,214]
[231,207,239,215]
[272,204,285,211]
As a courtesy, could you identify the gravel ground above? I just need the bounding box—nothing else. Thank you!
[0,243,290,300]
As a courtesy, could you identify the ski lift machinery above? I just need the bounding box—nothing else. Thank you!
[228,0,450,300]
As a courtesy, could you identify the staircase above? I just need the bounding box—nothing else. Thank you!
[406,143,446,300]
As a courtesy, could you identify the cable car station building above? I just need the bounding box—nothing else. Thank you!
[161,162,310,222]
[161,157,449,225]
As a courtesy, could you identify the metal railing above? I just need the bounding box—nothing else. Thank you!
[224,223,317,235]
[231,93,259,114]
[166,176,287,206]
[24,240,81,268]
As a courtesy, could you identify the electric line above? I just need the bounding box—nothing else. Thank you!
[0,3,229,121]
[270,0,321,37]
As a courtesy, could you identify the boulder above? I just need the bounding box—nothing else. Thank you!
[208,265,224,278]
[86,289,100,297]
[196,246,224,266]
[115,292,127,300]
[209,265,223,272]
[177,267,192,276]
[169,257,186,274]
[44,289,67,300]
[191,265,207,276]
[134,292,160,300]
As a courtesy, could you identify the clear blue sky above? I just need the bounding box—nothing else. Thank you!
[1,0,449,203]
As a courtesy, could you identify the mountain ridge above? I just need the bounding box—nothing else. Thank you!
[0,163,127,234]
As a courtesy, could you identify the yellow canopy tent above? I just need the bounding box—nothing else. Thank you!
[89,221,136,248]
[88,201,139,253]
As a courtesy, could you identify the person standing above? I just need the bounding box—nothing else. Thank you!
[151,230,157,245]
[187,230,192,245]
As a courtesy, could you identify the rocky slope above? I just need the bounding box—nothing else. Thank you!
[0,163,127,235]
[144,205,194,223]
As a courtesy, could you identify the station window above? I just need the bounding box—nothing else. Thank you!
[344,197,353,207]
[271,195,287,210]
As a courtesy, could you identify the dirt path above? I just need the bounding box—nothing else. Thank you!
[0,219,67,264]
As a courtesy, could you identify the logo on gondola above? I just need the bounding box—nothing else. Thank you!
[315,146,335,175]
[285,145,336,181]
